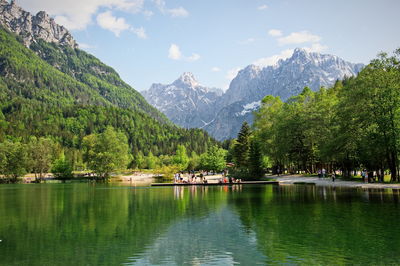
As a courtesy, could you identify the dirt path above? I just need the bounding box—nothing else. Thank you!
[275,175,400,189]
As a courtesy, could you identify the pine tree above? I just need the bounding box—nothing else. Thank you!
[249,138,264,178]
[233,122,251,167]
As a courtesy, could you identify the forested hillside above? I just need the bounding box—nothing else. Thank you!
[30,38,168,123]
[0,27,216,164]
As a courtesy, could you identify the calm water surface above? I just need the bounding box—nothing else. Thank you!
[1,183,400,265]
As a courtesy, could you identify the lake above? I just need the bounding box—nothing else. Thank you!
[1,183,400,265]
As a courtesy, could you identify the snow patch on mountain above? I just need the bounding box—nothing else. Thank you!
[236,101,261,117]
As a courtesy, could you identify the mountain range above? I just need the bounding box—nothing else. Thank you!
[143,48,364,140]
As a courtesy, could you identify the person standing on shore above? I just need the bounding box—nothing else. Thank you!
[331,171,336,182]
[322,168,326,178]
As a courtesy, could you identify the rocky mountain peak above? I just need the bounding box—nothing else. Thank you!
[173,72,199,88]
[0,0,77,48]
[142,73,223,129]
[290,48,314,63]
[237,65,261,79]
[293,47,308,56]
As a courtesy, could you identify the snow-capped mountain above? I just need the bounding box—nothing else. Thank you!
[142,72,223,129]
[143,49,364,140]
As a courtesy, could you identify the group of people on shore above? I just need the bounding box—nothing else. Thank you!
[360,170,378,183]
[317,168,336,182]
[173,171,208,184]
[173,171,241,184]
[317,168,379,183]
[218,177,242,184]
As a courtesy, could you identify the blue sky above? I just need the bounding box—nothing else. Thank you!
[18,0,400,91]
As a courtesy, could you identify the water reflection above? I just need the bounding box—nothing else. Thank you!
[125,207,266,265]
[1,184,400,265]
[231,185,400,265]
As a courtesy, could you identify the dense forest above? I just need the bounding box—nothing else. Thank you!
[0,27,218,180]
[239,48,400,181]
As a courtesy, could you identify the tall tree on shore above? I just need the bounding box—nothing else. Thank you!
[0,140,28,181]
[249,138,264,178]
[173,144,189,170]
[253,95,285,169]
[200,146,227,172]
[27,137,56,181]
[83,126,129,179]
[233,122,251,167]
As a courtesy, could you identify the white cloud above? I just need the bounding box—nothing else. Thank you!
[187,53,201,62]
[96,11,130,37]
[168,44,200,62]
[142,10,154,19]
[154,0,189,18]
[303,43,328,53]
[168,7,189,17]
[258,4,268,10]
[168,44,182,60]
[226,67,241,81]
[211,67,221,72]
[267,29,327,55]
[253,43,329,68]
[253,49,294,67]
[278,30,321,45]
[268,29,282,37]
[18,0,144,30]
[131,26,147,39]
[96,11,146,38]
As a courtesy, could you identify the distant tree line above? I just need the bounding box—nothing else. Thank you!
[0,125,228,182]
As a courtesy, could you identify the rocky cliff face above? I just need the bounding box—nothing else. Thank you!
[143,72,223,129]
[0,0,77,48]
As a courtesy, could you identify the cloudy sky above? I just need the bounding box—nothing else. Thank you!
[17,0,400,91]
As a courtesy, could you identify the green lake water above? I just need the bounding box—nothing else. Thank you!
[1,183,400,265]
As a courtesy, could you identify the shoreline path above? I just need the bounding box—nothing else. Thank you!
[275,175,400,189]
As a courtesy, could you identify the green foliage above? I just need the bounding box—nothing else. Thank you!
[0,140,28,181]
[249,138,264,178]
[51,154,73,179]
[200,146,227,172]
[173,144,189,170]
[154,164,181,180]
[27,137,57,179]
[132,151,145,169]
[145,151,158,169]
[232,122,251,168]
[83,127,129,179]
[187,151,200,171]
[253,48,400,180]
